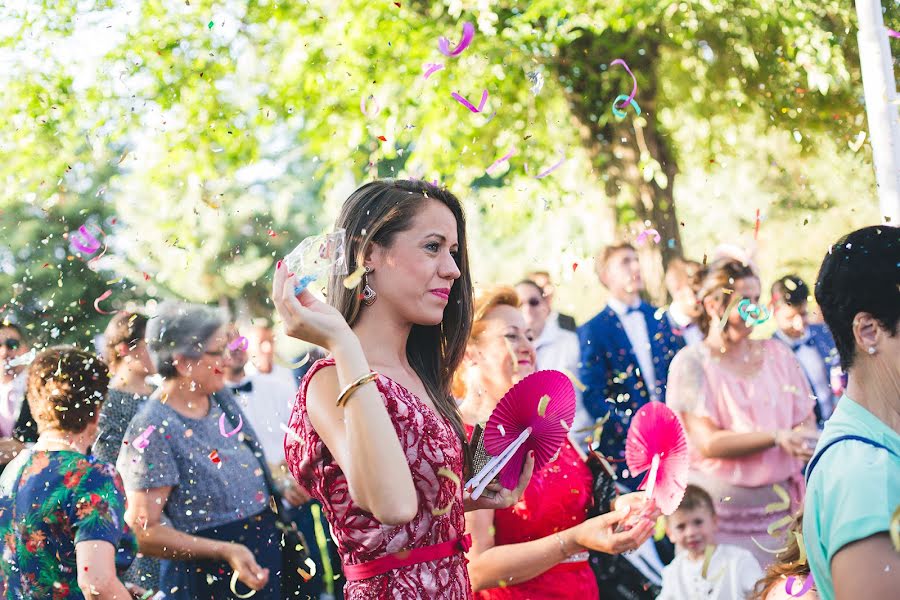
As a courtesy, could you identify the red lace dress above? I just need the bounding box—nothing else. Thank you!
[466,425,598,600]
[285,358,472,599]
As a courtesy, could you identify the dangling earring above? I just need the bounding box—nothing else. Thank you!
[362,266,377,306]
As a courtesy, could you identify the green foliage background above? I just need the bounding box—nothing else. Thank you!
[0,0,895,348]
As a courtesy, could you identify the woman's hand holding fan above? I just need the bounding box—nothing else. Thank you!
[465,370,576,500]
[462,451,535,512]
[569,504,656,555]
[616,401,689,531]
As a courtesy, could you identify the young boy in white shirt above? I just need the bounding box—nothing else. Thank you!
[658,485,763,600]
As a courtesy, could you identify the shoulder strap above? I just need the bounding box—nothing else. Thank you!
[805,434,898,483]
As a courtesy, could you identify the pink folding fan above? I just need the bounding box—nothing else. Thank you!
[466,370,575,497]
[625,401,689,515]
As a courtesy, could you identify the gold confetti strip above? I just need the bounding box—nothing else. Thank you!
[498,424,506,436]
[537,394,550,417]
[717,295,742,330]
[766,515,794,537]
[559,367,586,392]
[765,484,791,513]
[751,536,789,555]
[229,571,257,599]
[431,467,461,516]
[343,265,366,289]
[793,531,807,566]
[560,419,569,431]
[700,544,714,578]
[890,504,900,553]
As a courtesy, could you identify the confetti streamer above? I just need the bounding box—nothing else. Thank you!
[431,467,461,516]
[766,514,794,537]
[766,483,792,513]
[793,531,807,566]
[785,574,815,597]
[452,89,488,113]
[71,224,102,254]
[611,94,641,119]
[890,504,900,552]
[280,422,303,444]
[717,295,742,331]
[700,544,715,578]
[754,208,761,239]
[360,94,380,117]
[343,265,366,289]
[537,395,550,417]
[93,290,114,314]
[888,28,900,38]
[229,570,257,599]
[559,367,586,392]
[486,148,516,174]
[737,299,770,325]
[636,228,661,245]
[423,63,444,79]
[219,413,243,438]
[848,131,866,152]
[438,22,475,57]
[228,336,249,351]
[209,449,221,464]
[610,58,638,112]
[274,353,311,370]
[751,536,789,554]
[132,425,156,451]
[536,154,566,179]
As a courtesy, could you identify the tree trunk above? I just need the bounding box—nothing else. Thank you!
[554,32,682,306]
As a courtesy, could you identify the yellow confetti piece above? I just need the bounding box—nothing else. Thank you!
[537,395,550,417]
[751,536,789,555]
[275,353,312,370]
[560,419,569,431]
[343,265,366,289]
[700,544,714,578]
[793,531,807,566]
[765,484,791,513]
[105,276,124,285]
[431,467,461,516]
[718,295,742,330]
[766,514,794,537]
[229,571,257,598]
[559,367,586,392]
[653,516,666,541]
[890,504,900,552]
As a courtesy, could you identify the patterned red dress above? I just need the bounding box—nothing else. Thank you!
[285,358,472,599]
[466,424,598,600]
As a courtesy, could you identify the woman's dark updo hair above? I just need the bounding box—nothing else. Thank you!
[27,346,110,433]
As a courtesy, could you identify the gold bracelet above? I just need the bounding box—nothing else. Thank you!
[336,372,379,407]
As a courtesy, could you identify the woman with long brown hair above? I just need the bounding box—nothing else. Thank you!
[666,258,818,565]
[750,512,818,599]
[275,180,534,599]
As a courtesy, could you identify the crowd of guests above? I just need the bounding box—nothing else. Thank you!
[0,178,896,600]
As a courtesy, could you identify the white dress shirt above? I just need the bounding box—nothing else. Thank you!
[774,330,833,421]
[658,544,762,600]
[0,372,26,438]
[534,317,590,446]
[668,304,703,346]
[608,297,658,401]
[231,364,298,466]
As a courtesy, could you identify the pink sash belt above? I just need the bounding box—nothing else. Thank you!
[342,534,472,581]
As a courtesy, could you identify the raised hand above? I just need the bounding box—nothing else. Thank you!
[573,505,655,555]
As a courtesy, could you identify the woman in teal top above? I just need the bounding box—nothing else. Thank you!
[0,346,137,600]
[803,225,900,600]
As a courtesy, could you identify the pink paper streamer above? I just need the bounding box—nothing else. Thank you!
[93,290,114,314]
[535,154,566,179]
[219,412,243,438]
[132,425,156,451]
[71,224,102,254]
[452,89,488,113]
[228,336,249,351]
[610,58,638,111]
[888,28,900,38]
[486,148,516,174]
[785,574,815,597]
[438,22,474,57]
[636,228,662,245]
[360,94,380,117]
[423,63,444,79]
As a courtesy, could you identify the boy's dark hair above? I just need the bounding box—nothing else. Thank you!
[676,484,716,517]
[27,346,109,433]
[771,275,810,307]
[815,226,900,371]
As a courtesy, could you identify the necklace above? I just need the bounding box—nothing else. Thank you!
[36,436,84,453]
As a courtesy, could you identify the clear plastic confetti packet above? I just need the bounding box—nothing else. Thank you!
[285,229,348,294]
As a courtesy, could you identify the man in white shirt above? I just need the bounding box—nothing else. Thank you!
[663,258,704,346]
[526,270,577,332]
[515,280,589,448]
[0,322,30,467]
[770,275,840,427]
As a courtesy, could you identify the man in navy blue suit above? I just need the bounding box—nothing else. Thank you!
[577,243,684,490]
[770,275,841,428]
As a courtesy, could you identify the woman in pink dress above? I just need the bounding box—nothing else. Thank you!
[274,180,534,599]
[666,259,818,565]
[455,287,657,599]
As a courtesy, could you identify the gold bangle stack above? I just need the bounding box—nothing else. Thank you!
[336,372,379,408]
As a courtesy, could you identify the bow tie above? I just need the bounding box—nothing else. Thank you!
[230,380,253,394]
[790,337,816,352]
[624,305,642,316]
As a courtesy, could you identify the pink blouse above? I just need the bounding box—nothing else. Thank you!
[666,339,816,487]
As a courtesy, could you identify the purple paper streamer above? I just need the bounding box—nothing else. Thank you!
[610,58,638,111]
[636,228,662,245]
[536,154,566,179]
[888,28,900,38]
[218,412,243,438]
[438,22,475,57]
[785,574,815,597]
[486,148,516,174]
[423,63,445,79]
[452,89,488,113]
[71,225,102,254]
